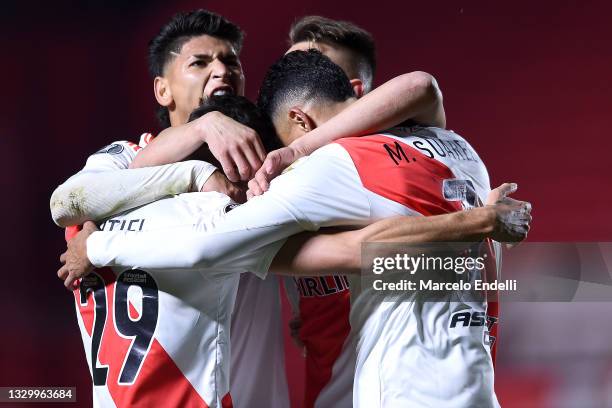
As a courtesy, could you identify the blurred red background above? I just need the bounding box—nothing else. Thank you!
[1,0,611,407]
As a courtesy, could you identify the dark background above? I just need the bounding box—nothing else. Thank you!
[1,0,611,407]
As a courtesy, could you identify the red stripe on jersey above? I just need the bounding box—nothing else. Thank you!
[337,135,500,367]
[221,392,233,408]
[68,229,208,407]
[335,135,462,215]
[296,135,464,406]
[128,301,139,320]
[95,273,209,407]
[65,225,81,241]
[299,287,351,408]
[126,141,141,152]
[73,268,114,337]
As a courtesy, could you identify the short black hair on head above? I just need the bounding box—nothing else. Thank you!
[257,50,355,124]
[188,95,281,153]
[289,15,376,92]
[148,9,244,128]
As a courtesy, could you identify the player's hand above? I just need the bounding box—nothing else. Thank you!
[246,146,304,198]
[288,314,306,356]
[199,111,266,182]
[201,170,247,203]
[57,221,98,290]
[486,183,532,245]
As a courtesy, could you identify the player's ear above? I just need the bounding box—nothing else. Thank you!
[288,107,315,133]
[350,78,364,98]
[154,76,173,107]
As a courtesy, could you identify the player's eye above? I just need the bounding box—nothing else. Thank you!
[190,60,207,67]
[222,57,240,67]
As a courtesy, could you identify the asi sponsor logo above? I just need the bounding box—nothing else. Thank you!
[449,310,498,347]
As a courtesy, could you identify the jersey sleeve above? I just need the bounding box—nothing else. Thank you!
[86,144,371,278]
[50,140,217,227]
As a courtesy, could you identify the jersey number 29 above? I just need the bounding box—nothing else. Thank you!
[79,270,159,386]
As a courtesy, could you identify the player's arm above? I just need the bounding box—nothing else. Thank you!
[291,71,445,154]
[249,71,445,195]
[58,185,531,288]
[129,111,266,182]
[270,185,532,275]
[50,141,217,227]
[58,148,371,288]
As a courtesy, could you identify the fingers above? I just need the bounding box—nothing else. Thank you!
[523,201,532,213]
[498,182,518,198]
[264,151,282,178]
[247,177,263,197]
[59,266,79,291]
[65,273,78,291]
[243,142,264,177]
[487,182,518,205]
[57,265,69,280]
[60,251,67,263]
[239,126,266,165]
[229,149,252,181]
[247,164,272,198]
[218,151,239,182]
[254,167,270,192]
[252,136,267,163]
[83,220,98,232]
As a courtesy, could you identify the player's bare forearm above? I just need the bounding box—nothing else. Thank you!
[270,210,493,276]
[358,209,495,246]
[270,199,531,276]
[130,121,204,168]
[248,72,447,195]
[131,112,265,182]
[270,230,360,276]
[290,71,445,156]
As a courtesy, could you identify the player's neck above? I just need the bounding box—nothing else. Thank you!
[311,98,357,124]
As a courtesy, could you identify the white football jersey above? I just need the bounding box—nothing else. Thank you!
[87,127,500,408]
[64,136,287,407]
[74,191,251,407]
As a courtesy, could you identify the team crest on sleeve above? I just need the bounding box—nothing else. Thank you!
[443,179,477,207]
[95,143,125,155]
[224,203,240,213]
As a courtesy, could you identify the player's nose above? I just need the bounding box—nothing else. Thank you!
[210,59,231,80]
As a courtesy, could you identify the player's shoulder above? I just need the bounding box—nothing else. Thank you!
[138,132,155,148]
[284,143,355,177]
[83,133,152,171]
[92,140,140,157]
[91,131,154,158]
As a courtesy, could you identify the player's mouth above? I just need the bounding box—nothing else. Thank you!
[209,86,235,98]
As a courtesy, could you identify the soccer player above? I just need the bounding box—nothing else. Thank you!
[285,17,382,407]
[61,51,531,407]
[60,93,467,407]
[52,11,449,408]
[129,17,445,405]
[51,10,293,408]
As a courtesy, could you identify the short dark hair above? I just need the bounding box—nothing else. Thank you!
[289,16,376,92]
[188,95,281,154]
[148,10,244,128]
[257,50,355,124]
